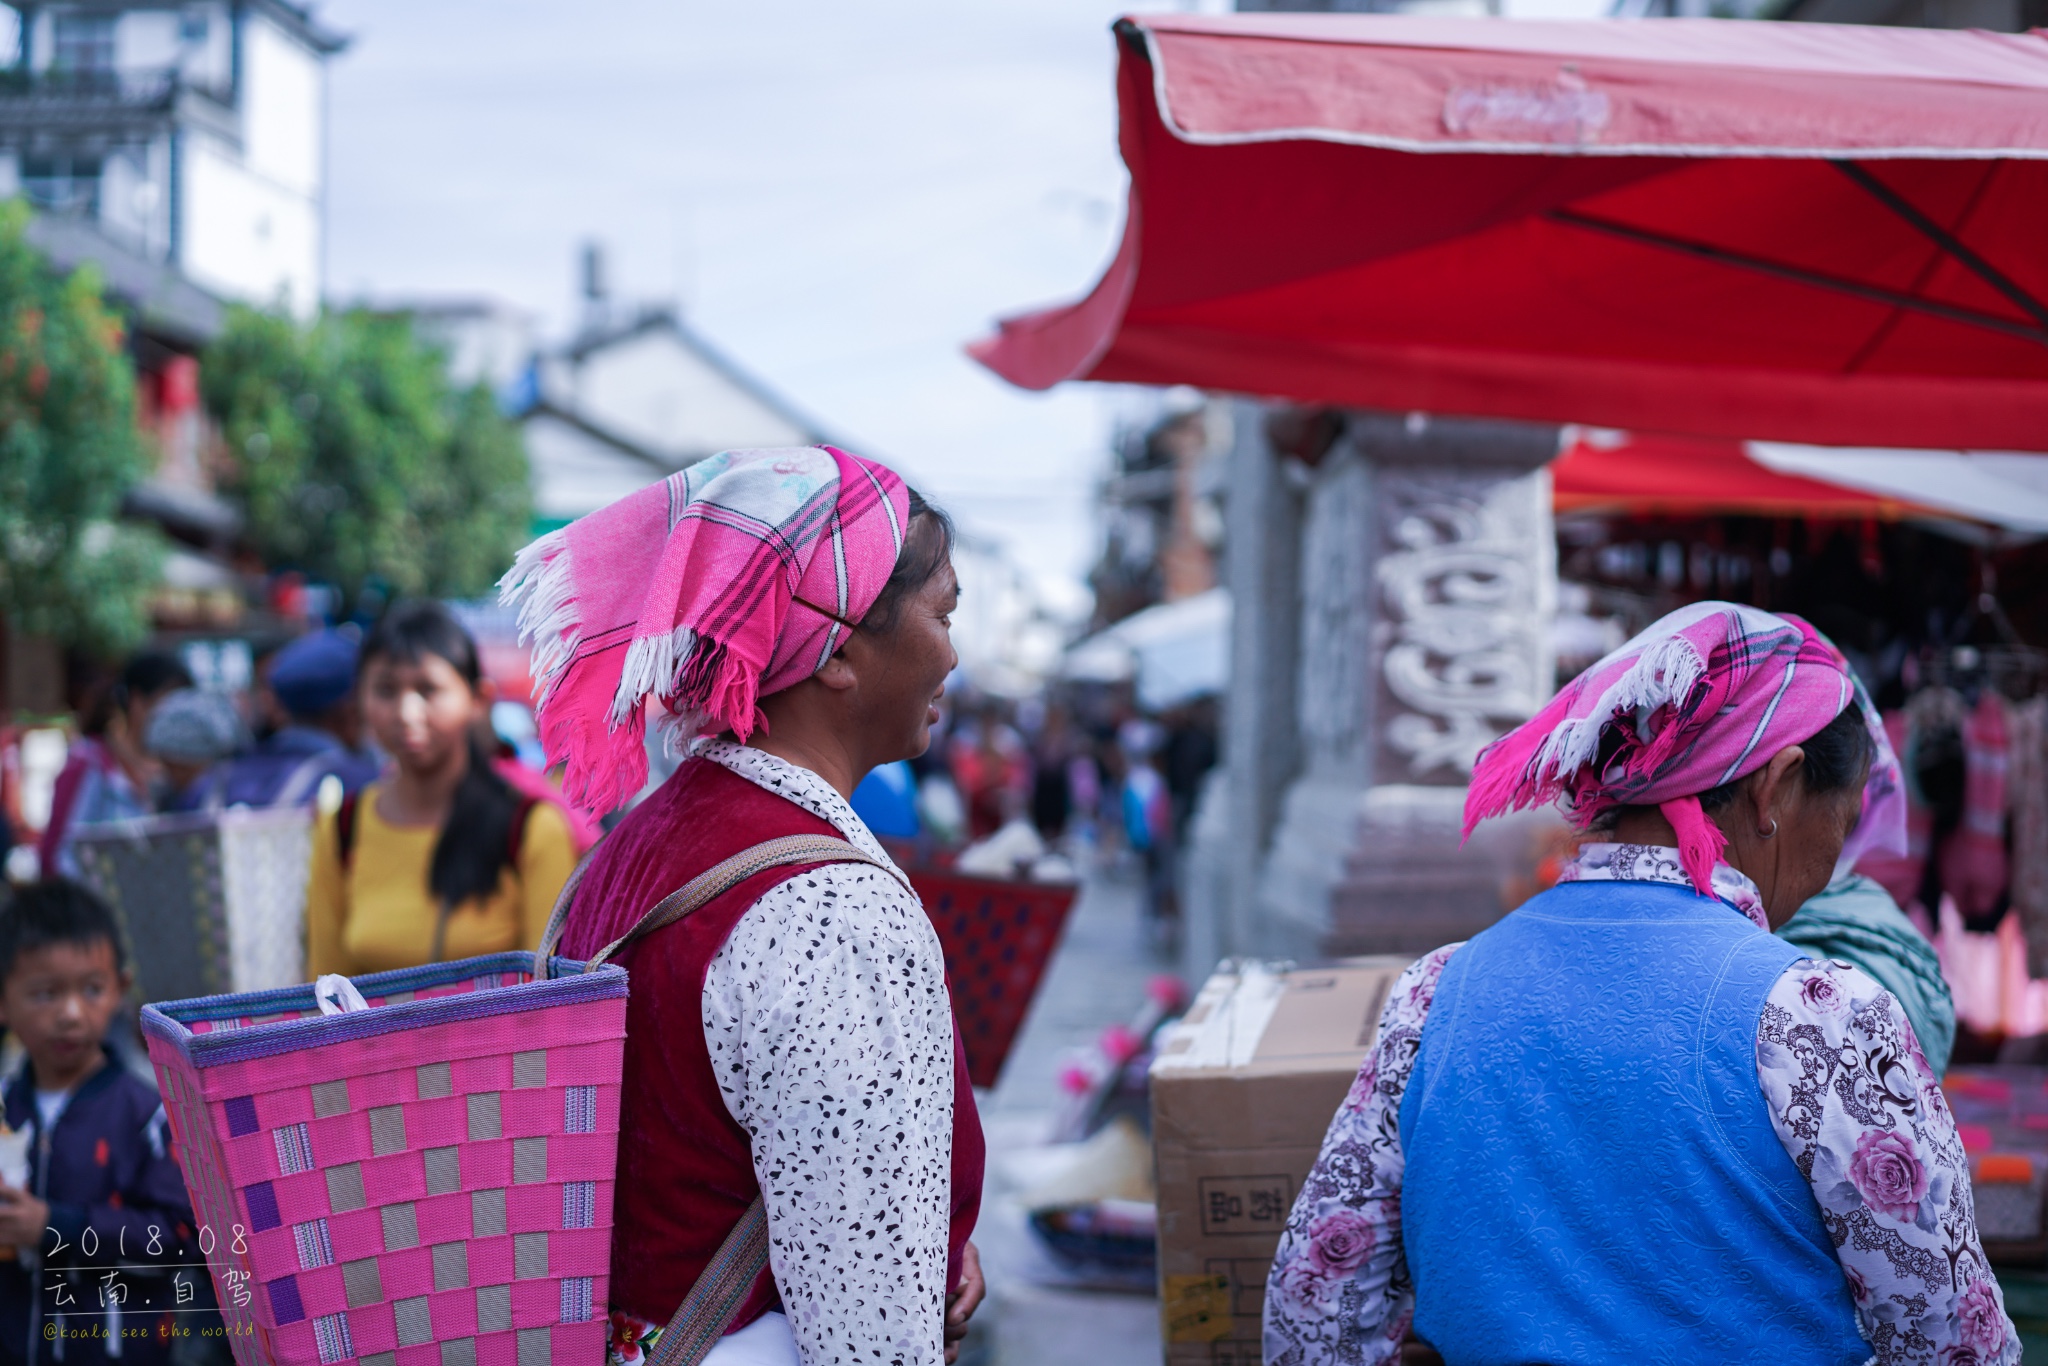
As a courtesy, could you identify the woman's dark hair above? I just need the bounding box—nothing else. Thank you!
[1698,704,1872,814]
[860,489,956,635]
[1590,704,1872,832]
[359,601,522,908]
[83,651,194,737]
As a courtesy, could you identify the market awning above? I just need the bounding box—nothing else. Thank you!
[1552,431,2048,532]
[971,15,2048,450]
[1747,444,2048,533]
[1551,431,1926,518]
[1064,588,1231,711]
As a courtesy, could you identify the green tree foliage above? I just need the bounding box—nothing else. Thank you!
[0,200,162,652]
[202,307,531,612]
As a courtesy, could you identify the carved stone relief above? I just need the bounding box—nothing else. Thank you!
[1373,467,1553,784]
[1261,412,1560,958]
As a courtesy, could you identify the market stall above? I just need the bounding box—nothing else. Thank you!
[1548,429,2048,1062]
[969,10,2048,1338]
[974,14,2048,450]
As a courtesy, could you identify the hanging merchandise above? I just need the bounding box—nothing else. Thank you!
[1857,711,1931,913]
[1941,691,2011,928]
[2009,697,2048,979]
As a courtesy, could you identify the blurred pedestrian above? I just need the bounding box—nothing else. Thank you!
[304,602,578,976]
[1120,719,1176,928]
[850,759,922,840]
[142,689,249,812]
[950,702,1027,841]
[1029,703,1077,842]
[37,653,191,878]
[216,629,381,807]
[1161,698,1218,839]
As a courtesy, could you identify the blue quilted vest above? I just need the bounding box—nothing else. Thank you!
[1397,879,1868,1365]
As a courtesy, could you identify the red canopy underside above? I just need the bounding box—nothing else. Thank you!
[972,17,2048,450]
[1550,432,1924,517]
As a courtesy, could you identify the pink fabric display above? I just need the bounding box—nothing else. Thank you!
[141,954,627,1366]
[1941,691,2012,921]
[1465,600,1906,897]
[1856,711,1932,909]
[498,446,910,812]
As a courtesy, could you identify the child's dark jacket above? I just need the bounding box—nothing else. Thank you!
[0,1051,209,1365]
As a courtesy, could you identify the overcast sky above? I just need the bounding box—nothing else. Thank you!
[319,0,1162,606]
[319,0,1611,604]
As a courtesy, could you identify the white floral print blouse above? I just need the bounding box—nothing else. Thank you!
[608,741,958,1366]
[1263,844,2019,1366]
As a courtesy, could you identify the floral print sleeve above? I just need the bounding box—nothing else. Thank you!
[1759,958,2019,1365]
[1262,945,1461,1366]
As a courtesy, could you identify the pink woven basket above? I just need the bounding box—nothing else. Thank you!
[141,951,627,1366]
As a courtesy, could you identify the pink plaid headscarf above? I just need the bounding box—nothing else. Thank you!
[499,446,909,812]
[1464,601,1906,897]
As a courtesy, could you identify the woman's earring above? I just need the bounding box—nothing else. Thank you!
[1760,819,1778,840]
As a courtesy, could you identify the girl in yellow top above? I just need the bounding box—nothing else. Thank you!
[306,601,579,977]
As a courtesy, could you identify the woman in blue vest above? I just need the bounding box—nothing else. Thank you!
[1264,603,2016,1366]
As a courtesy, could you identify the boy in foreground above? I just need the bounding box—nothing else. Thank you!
[0,881,206,1365]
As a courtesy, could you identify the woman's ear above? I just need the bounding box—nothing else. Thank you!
[1749,744,1809,836]
[814,651,860,693]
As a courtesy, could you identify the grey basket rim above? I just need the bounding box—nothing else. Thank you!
[140,951,625,1070]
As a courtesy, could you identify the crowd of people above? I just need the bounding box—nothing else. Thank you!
[859,692,1215,934]
[0,598,599,1364]
[0,450,1998,1366]
[31,629,375,878]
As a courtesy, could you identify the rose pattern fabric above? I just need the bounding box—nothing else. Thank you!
[1264,944,1456,1365]
[1264,847,2018,1366]
[1762,955,2009,1364]
[1956,1282,2006,1355]
[1305,1209,1376,1276]
[1846,1129,1934,1224]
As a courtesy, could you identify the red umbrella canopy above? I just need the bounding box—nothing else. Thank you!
[970,15,2048,450]
[1550,431,1926,517]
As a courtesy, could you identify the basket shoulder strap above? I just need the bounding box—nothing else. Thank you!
[534,845,600,974]
[535,833,901,976]
[588,834,889,968]
[647,1196,769,1366]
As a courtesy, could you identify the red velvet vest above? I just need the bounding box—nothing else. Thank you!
[557,758,985,1331]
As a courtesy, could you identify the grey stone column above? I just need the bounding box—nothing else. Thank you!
[1259,412,1561,959]
[1180,399,1307,980]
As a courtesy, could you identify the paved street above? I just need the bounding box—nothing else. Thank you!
[971,861,1178,1366]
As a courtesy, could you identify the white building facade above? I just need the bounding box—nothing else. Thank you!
[521,305,826,532]
[0,0,342,313]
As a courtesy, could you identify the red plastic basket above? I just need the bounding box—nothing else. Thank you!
[911,871,1078,1088]
[141,953,625,1366]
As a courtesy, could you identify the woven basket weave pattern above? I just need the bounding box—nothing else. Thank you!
[74,808,311,1001]
[143,953,626,1366]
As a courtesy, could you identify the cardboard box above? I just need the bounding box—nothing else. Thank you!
[1150,958,1413,1366]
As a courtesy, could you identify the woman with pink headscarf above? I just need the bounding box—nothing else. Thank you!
[1263,602,2016,1366]
[500,447,983,1366]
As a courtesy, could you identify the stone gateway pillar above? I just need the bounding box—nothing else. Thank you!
[1257,412,1561,959]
